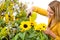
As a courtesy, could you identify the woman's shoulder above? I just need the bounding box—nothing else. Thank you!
[55,22,60,28]
[57,22,60,25]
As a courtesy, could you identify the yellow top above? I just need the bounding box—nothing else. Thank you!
[33,6,60,40]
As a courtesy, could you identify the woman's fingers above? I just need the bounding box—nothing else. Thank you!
[44,27,50,35]
[26,7,33,17]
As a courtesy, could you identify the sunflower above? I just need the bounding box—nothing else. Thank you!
[20,21,31,32]
[5,13,9,23]
[9,14,14,21]
[34,24,42,31]
[39,23,47,31]
[30,21,37,27]
[34,23,47,31]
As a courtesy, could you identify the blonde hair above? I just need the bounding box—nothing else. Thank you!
[49,1,60,22]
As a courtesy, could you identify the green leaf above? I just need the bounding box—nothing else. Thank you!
[39,32,44,40]
[30,12,37,21]
[0,27,7,37]
[14,0,17,3]
[5,0,10,8]
[21,10,27,17]
[29,33,37,38]
[12,33,20,40]
[19,32,26,40]
[36,36,40,40]
[42,32,49,40]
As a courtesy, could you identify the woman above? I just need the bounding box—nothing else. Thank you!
[29,1,60,40]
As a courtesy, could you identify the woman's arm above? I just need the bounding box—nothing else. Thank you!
[32,6,48,16]
[27,6,48,17]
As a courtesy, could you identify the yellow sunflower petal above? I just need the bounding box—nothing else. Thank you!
[20,21,31,32]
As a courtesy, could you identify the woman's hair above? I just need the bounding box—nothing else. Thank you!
[49,1,60,22]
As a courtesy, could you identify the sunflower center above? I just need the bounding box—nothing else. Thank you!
[24,24,28,28]
[43,26,45,28]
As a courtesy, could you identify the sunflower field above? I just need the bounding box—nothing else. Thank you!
[0,0,50,40]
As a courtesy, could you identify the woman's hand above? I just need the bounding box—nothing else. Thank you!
[44,27,56,38]
[26,7,34,17]
[44,27,50,35]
